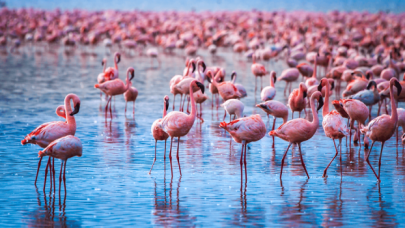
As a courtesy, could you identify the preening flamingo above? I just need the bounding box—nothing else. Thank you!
[95,67,134,117]
[38,135,82,194]
[260,71,277,101]
[21,94,80,189]
[361,78,402,181]
[256,100,288,130]
[221,99,244,121]
[149,96,170,174]
[219,114,266,181]
[269,91,324,179]
[104,52,121,80]
[288,82,307,119]
[320,78,349,178]
[159,80,205,176]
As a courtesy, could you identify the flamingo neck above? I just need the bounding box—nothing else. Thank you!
[103,61,106,73]
[64,95,76,132]
[312,59,317,78]
[231,74,236,84]
[310,96,319,126]
[270,74,275,87]
[390,82,398,123]
[114,56,118,70]
[163,101,167,118]
[323,81,330,117]
[188,83,197,121]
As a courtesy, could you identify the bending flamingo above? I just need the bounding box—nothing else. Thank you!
[221,99,244,121]
[104,52,121,80]
[149,96,170,174]
[260,71,277,101]
[269,91,324,179]
[256,100,288,130]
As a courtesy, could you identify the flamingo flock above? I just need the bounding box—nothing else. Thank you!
[15,8,405,195]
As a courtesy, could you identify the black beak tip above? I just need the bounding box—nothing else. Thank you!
[303,91,307,98]
[317,83,322,92]
[317,97,324,111]
[70,103,80,116]
[196,81,205,94]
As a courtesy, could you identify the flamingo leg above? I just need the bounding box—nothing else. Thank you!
[339,138,342,177]
[272,117,276,131]
[49,157,53,193]
[44,157,50,192]
[179,95,183,111]
[52,158,55,194]
[125,101,127,115]
[260,76,263,91]
[366,141,378,179]
[35,157,42,185]
[59,160,63,196]
[298,143,310,179]
[280,143,292,179]
[63,159,67,192]
[149,140,157,174]
[223,110,226,121]
[177,137,182,176]
[240,141,244,187]
[164,139,167,160]
[378,141,385,180]
[323,139,339,177]
[173,94,176,110]
[244,142,247,182]
[133,101,135,115]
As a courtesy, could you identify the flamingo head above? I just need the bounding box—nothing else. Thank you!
[367,80,377,90]
[115,52,121,63]
[391,78,402,96]
[271,71,277,84]
[127,67,135,81]
[192,81,205,94]
[164,95,169,111]
[231,71,237,81]
[256,103,269,111]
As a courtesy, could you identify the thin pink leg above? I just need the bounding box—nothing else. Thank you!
[169,137,174,176]
[35,157,42,185]
[164,139,167,160]
[52,158,55,194]
[298,143,310,179]
[280,143,292,179]
[59,161,63,196]
[322,139,339,177]
[43,157,50,192]
[366,141,378,179]
[177,137,182,176]
[149,140,157,174]
[377,141,385,180]
[63,159,67,192]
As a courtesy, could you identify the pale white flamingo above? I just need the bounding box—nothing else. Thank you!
[221,99,244,121]
[260,71,277,101]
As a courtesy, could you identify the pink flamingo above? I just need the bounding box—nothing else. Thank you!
[219,114,266,181]
[341,98,369,148]
[124,70,138,115]
[361,78,402,181]
[305,56,318,87]
[149,96,170,174]
[251,53,267,92]
[288,82,307,119]
[320,78,349,178]
[21,94,80,188]
[260,71,277,101]
[97,58,107,98]
[207,70,242,101]
[38,135,82,194]
[256,100,288,130]
[297,63,314,80]
[104,52,121,81]
[269,91,324,179]
[159,80,205,176]
[279,68,300,96]
[95,67,134,117]
[222,99,244,121]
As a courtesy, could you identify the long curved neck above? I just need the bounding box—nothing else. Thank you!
[312,59,317,79]
[231,74,236,84]
[64,95,76,130]
[253,53,256,64]
[187,83,197,121]
[114,55,118,70]
[390,82,398,123]
[310,97,319,126]
[163,101,167,118]
[124,73,131,91]
[270,74,275,87]
[103,61,106,73]
[323,81,330,117]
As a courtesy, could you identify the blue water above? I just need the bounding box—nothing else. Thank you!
[1,46,405,227]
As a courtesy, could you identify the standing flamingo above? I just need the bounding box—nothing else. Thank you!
[221,99,244,121]
[269,91,324,179]
[95,67,134,117]
[305,55,318,87]
[124,70,138,115]
[38,135,82,194]
[319,78,349,178]
[207,70,242,101]
[256,100,288,130]
[279,68,300,96]
[149,96,170,174]
[21,94,80,189]
[260,71,277,101]
[159,80,205,176]
[97,58,107,98]
[341,98,369,148]
[251,53,267,92]
[219,114,266,181]
[361,78,402,181]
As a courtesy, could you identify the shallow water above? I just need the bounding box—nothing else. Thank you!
[1,46,405,227]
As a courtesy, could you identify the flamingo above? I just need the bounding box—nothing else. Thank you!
[104,52,121,81]
[124,70,138,115]
[341,98,369,147]
[208,69,224,108]
[221,99,244,121]
[97,58,107,98]
[21,94,80,188]
[352,80,380,119]
[342,71,369,97]
[175,60,199,112]
[288,82,307,119]
[396,108,405,143]
[279,68,300,96]
[193,88,208,122]
[319,78,349,178]
[305,55,318,87]
[260,71,277,101]
[95,67,134,117]
[146,47,160,67]
[170,60,196,110]
[219,114,266,181]
[38,135,82,194]
[256,100,288,130]
[361,78,402,181]
[207,70,242,101]
[149,96,170,174]
[159,80,205,176]
[269,91,324,179]
[297,63,314,80]
[230,71,247,98]
[251,53,267,92]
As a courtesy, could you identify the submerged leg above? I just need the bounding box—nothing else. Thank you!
[149,140,157,174]
[366,141,378,179]
[298,143,310,179]
[177,137,182,176]
[280,143,292,179]
[322,139,339,177]
[35,157,43,185]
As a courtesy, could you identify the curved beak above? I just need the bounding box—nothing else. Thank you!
[192,62,196,73]
[330,81,335,90]
[317,82,323,92]
[201,62,206,73]
[367,81,376,90]
[130,70,135,81]
[70,103,80,116]
[395,80,402,96]
[303,91,307,98]
[165,98,169,111]
[196,81,205,94]
[317,96,324,111]
[273,74,277,84]
[117,54,121,63]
